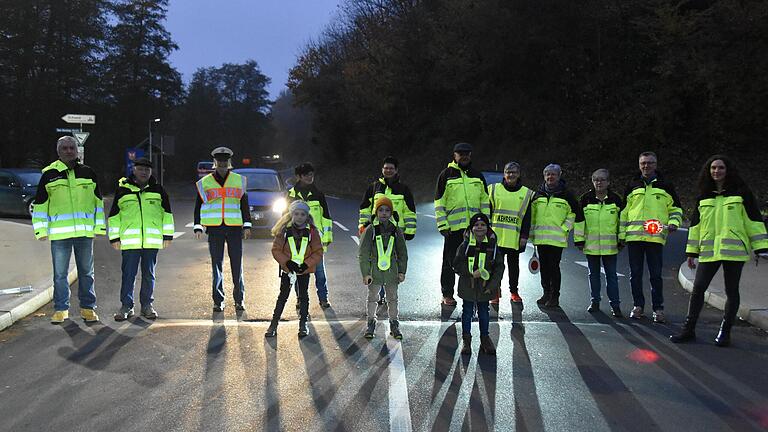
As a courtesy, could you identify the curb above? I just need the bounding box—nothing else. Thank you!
[0,262,78,332]
[677,261,768,331]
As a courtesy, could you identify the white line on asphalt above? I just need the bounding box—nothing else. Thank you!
[574,260,626,277]
[334,221,350,231]
[351,235,360,245]
[327,195,341,200]
[173,232,186,239]
[387,337,413,432]
[419,213,436,219]
[185,222,194,228]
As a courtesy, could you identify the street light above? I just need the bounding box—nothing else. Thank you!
[148,118,160,162]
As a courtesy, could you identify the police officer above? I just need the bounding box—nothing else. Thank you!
[434,143,490,305]
[108,157,174,320]
[286,162,334,308]
[194,147,251,312]
[620,151,683,323]
[33,136,105,324]
[487,161,533,305]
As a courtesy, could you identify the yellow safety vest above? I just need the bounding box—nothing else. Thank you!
[488,183,533,249]
[196,172,246,226]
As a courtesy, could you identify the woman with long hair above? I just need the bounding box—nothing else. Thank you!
[671,155,768,347]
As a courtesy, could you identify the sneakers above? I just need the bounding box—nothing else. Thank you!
[611,305,623,318]
[510,292,523,303]
[50,310,69,324]
[630,306,644,319]
[141,305,158,319]
[80,308,99,323]
[389,320,403,340]
[442,296,457,306]
[319,299,331,309]
[652,310,666,324]
[298,322,309,338]
[364,319,376,339]
[587,302,600,313]
[114,306,134,321]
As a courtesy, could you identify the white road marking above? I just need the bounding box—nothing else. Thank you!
[574,260,626,277]
[173,232,186,239]
[185,222,194,228]
[419,213,436,219]
[327,195,341,200]
[334,221,350,231]
[387,337,413,432]
[351,235,360,246]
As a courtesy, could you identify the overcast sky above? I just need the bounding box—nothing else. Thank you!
[165,0,341,99]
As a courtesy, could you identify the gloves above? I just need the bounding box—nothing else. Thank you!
[358,223,369,236]
[298,263,309,273]
[286,261,301,273]
[404,234,414,241]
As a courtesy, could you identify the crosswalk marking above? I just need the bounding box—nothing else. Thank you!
[351,235,360,245]
[334,221,350,231]
[185,222,194,228]
[387,336,413,432]
[173,232,186,239]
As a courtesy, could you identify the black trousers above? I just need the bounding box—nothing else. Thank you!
[538,245,564,296]
[271,273,310,325]
[441,230,465,296]
[498,246,521,293]
[687,260,744,328]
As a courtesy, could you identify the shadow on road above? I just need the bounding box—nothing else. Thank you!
[57,318,152,373]
[198,320,226,431]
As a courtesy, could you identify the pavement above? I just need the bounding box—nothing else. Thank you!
[0,220,76,332]
[679,256,768,330]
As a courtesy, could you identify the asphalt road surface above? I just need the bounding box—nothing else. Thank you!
[1,187,767,432]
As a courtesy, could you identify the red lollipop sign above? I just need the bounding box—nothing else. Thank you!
[643,219,664,235]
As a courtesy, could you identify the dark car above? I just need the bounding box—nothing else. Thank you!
[0,169,42,217]
[197,161,214,179]
[233,168,287,233]
[482,170,503,186]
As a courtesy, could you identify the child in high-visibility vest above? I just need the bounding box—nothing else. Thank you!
[359,196,408,339]
[266,200,323,338]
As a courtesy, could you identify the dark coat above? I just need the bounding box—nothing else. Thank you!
[452,231,505,302]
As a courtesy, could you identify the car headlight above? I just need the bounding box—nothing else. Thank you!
[272,198,287,214]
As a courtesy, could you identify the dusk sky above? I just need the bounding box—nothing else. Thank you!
[165,0,341,99]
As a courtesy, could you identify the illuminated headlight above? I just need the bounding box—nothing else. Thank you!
[272,198,287,214]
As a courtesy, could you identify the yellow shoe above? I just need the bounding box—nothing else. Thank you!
[51,310,69,324]
[80,308,99,323]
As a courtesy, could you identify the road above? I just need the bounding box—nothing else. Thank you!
[1,187,767,432]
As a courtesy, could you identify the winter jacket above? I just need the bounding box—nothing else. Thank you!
[358,219,408,286]
[453,231,505,302]
[271,223,323,273]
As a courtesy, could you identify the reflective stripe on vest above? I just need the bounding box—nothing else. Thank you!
[288,235,308,265]
[375,233,395,271]
[467,236,490,281]
[197,172,245,226]
[489,184,533,249]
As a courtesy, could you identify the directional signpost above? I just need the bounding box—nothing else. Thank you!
[60,113,95,162]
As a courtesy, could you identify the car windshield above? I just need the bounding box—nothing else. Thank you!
[483,171,503,185]
[17,172,42,186]
[198,162,214,170]
[240,172,281,192]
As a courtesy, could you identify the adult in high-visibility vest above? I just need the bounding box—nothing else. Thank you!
[487,161,533,305]
[359,196,408,340]
[266,200,323,338]
[576,169,624,317]
[671,155,768,347]
[358,156,417,239]
[286,162,334,308]
[32,136,105,324]
[193,147,252,312]
[108,157,174,321]
[530,164,585,308]
[620,151,682,323]
[434,142,490,305]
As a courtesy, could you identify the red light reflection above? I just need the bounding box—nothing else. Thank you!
[627,349,660,364]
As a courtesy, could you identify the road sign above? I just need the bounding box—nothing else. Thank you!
[73,131,90,145]
[61,114,96,124]
[55,128,80,133]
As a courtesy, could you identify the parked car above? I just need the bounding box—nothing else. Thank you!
[0,169,42,217]
[232,168,287,234]
[482,170,503,185]
[197,161,214,179]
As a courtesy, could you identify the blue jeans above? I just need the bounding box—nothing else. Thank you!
[207,226,244,306]
[587,254,620,306]
[461,300,490,336]
[51,237,95,311]
[627,241,664,310]
[120,249,158,308]
[315,256,328,301]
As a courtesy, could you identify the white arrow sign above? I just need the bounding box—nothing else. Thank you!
[61,114,96,124]
[73,132,90,145]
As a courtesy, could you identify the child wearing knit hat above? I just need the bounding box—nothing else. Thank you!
[358,196,409,339]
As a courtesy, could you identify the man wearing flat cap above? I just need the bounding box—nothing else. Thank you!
[434,142,491,306]
[108,157,174,320]
[194,146,252,312]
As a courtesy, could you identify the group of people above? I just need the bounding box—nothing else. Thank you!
[32,136,768,353]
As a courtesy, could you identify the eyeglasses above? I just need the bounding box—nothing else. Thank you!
[592,178,608,182]
[504,170,520,175]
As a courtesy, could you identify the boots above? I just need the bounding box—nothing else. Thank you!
[364,319,376,339]
[536,288,550,305]
[461,334,472,355]
[714,320,731,347]
[479,335,496,355]
[545,290,560,308]
[389,320,402,340]
[265,299,287,337]
[669,317,697,343]
[298,319,309,338]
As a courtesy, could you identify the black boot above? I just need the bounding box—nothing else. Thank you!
[536,288,550,305]
[298,320,309,338]
[714,320,731,347]
[669,317,697,343]
[265,299,287,337]
[461,334,472,355]
[265,318,279,338]
[545,290,560,308]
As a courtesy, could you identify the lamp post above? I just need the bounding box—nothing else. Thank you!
[148,118,160,162]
